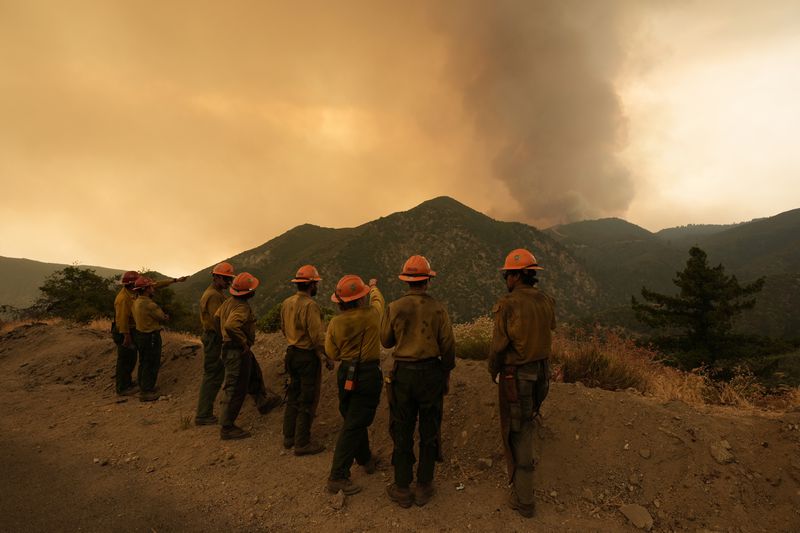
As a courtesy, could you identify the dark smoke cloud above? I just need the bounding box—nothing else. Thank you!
[434,0,636,225]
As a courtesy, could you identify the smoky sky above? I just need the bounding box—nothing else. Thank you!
[2,1,797,274]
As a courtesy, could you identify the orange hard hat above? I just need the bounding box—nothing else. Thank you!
[291,264,322,283]
[121,271,139,285]
[230,272,260,296]
[501,248,544,271]
[212,262,235,278]
[398,255,436,282]
[331,274,370,303]
[133,276,155,290]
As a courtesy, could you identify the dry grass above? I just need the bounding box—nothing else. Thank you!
[0,317,62,335]
[453,316,493,360]
[452,318,800,411]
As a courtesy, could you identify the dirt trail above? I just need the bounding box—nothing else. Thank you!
[0,322,798,533]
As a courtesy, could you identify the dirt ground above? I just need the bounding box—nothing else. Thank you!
[1,322,799,533]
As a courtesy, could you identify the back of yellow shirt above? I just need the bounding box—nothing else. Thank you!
[325,287,384,362]
[380,289,456,371]
[487,286,556,374]
[215,298,256,348]
[114,288,136,334]
[280,292,325,350]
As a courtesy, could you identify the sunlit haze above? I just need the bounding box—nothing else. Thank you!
[2,1,799,275]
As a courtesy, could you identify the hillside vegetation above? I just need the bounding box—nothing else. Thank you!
[174,196,598,324]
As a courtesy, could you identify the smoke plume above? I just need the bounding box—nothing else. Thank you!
[433,0,636,225]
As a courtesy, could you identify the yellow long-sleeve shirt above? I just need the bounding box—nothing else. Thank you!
[280,292,325,350]
[487,286,556,377]
[380,288,456,371]
[215,298,256,348]
[199,284,227,332]
[325,287,384,362]
[114,287,137,334]
[113,278,178,334]
[132,295,168,333]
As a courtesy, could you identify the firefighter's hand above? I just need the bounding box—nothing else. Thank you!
[368,278,378,288]
[122,333,133,348]
[324,357,334,371]
[492,373,500,384]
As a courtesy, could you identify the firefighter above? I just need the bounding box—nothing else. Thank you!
[195,262,236,425]
[121,273,187,400]
[488,248,556,518]
[131,276,170,402]
[280,265,333,456]
[112,271,141,396]
[215,272,281,440]
[325,275,384,496]
[380,255,455,507]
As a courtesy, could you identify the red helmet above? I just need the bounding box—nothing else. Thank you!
[230,272,260,296]
[501,248,544,271]
[291,264,322,283]
[121,271,139,286]
[331,274,370,303]
[133,276,155,291]
[212,262,235,278]
[398,255,436,282]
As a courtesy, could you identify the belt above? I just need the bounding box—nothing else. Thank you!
[394,358,440,370]
[342,359,380,368]
[287,345,316,355]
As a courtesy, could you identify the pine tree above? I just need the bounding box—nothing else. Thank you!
[631,247,764,366]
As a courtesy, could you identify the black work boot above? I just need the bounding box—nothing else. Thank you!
[326,478,362,495]
[294,441,325,456]
[414,482,435,507]
[220,425,251,440]
[194,415,218,426]
[507,490,535,518]
[386,483,413,508]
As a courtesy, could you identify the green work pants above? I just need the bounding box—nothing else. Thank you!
[509,360,549,506]
[134,330,162,393]
[282,346,320,447]
[113,329,138,393]
[219,346,269,427]
[196,330,225,419]
[330,361,382,480]
[390,359,444,488]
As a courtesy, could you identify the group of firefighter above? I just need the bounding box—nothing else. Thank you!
[111,248,555,518]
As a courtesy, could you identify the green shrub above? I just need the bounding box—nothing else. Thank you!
[257,303,282,333]
[32,266,116,324]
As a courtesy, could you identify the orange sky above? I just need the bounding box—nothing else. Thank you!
[2,1,799,275]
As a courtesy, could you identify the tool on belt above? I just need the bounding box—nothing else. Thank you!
[344,331,366,392]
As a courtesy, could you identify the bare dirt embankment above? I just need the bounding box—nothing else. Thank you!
[0,322,798,533]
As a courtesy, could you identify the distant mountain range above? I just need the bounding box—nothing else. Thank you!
[3,198,798,339]
[546,208,800,338]
[0,257,125,309]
